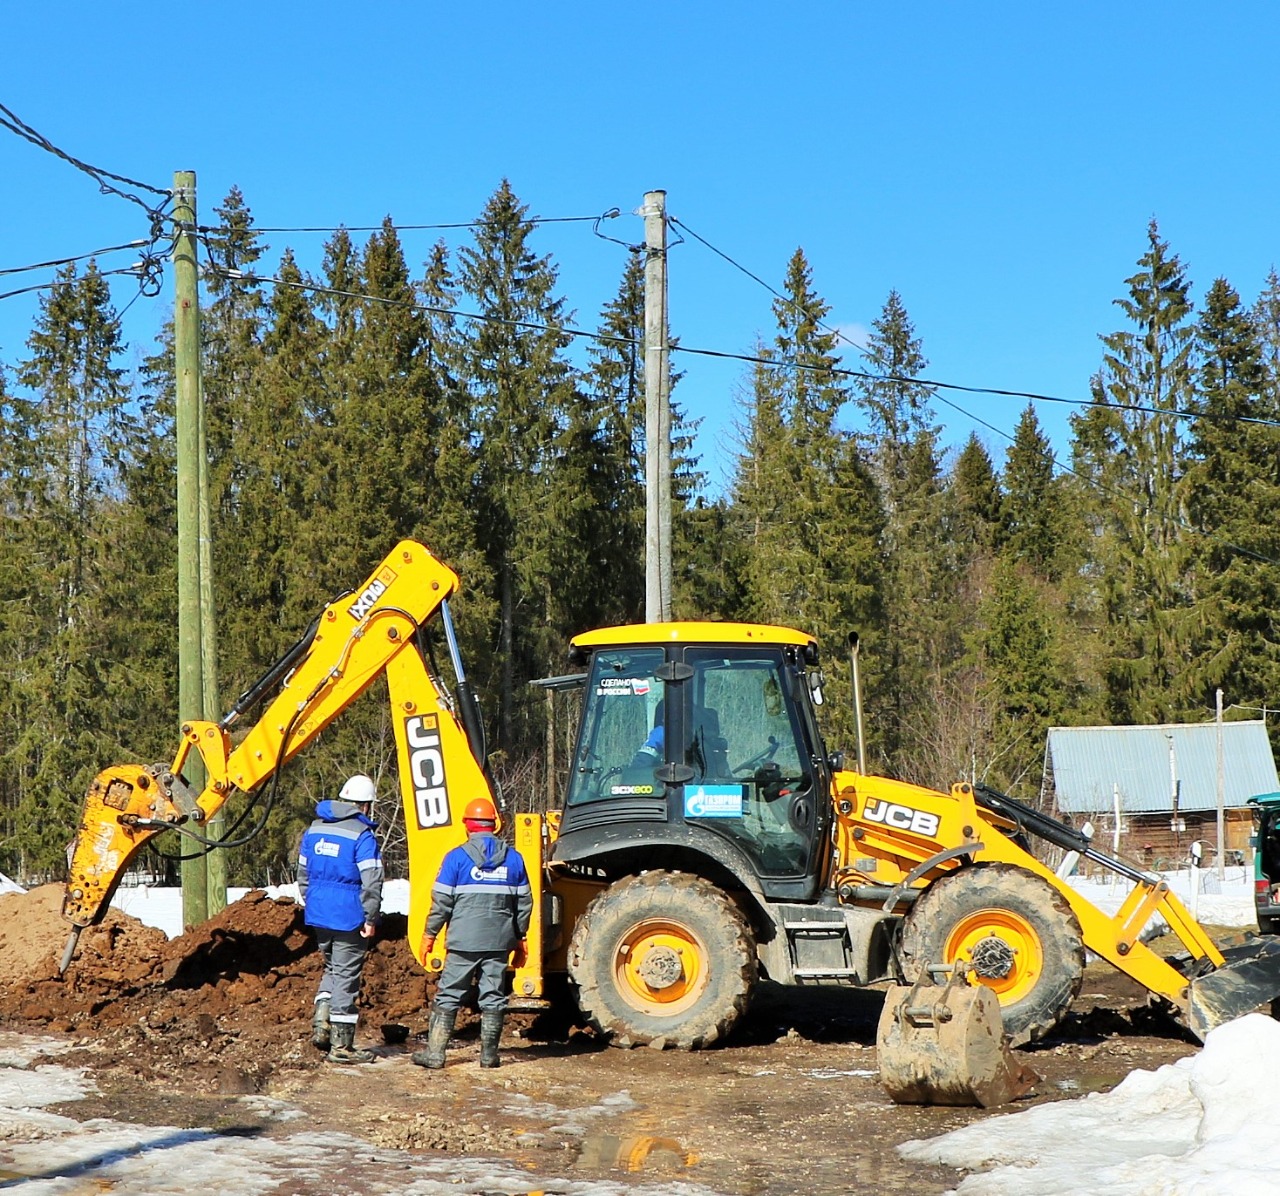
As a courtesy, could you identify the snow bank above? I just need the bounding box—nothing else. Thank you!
[900,1012,1280,1195]
[110,878,410,940]
[1066,866,1257,929]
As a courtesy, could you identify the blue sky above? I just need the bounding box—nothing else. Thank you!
[3,2,1278,496]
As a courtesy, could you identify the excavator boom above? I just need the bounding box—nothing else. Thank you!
[61,541,504,981]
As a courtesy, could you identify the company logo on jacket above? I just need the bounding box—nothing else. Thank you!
[471,863,509,881]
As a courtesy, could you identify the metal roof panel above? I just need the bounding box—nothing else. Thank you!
[1048,721,1279,814]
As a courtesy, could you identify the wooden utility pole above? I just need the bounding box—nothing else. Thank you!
[199,366,226,915]
[174,170,208,930]
[1216,688,1226,880]
[642,190,671,621]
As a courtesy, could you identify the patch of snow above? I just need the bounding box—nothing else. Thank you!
[899,1012,1280,1195]
[0,1031,76,1067]
[796,1067,878,1080]
[1065,867,1258,929]
[0,1062,96,1108]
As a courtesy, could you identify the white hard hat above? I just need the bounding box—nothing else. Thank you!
[339,774,377,805]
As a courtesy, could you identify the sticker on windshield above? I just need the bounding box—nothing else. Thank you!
[595,677,654,697]
[685,785,745,818]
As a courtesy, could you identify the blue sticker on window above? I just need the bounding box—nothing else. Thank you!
[685,785,745,818]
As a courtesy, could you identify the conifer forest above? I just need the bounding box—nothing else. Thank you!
[3,181,1280,885]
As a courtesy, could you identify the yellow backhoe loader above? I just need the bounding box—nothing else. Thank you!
[60,539,1280,1104]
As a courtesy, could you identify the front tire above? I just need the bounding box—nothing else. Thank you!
[899,862,1085,1047]
[567,871,757,1049]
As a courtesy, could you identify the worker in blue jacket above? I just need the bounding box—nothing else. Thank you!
[298,773,383,1064]
[413,795,532,1070]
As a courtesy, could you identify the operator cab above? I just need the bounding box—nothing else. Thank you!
[552,623,833,902]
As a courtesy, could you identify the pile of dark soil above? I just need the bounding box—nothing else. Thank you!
[0,885,436,1088]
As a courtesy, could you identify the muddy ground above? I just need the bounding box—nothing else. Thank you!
[0,886,1214,1194]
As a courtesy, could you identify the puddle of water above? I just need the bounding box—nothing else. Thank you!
[575,1132,698,1174]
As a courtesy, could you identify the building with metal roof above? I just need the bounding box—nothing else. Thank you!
[1046,720,1279,867]
[1048,721,1277,815]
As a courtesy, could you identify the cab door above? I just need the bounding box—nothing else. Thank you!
[679,645,830,900]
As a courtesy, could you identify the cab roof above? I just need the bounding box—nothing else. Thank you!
[570,621,817,651]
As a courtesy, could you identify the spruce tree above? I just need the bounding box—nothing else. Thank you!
[854,291,952,771]
[999,405,1070,580]
[1182,277,1280,718]
[1071,221,1196,723]
[570,251,647,630]
[731,250,884,753]
[455,181,577,751]
[972,558,1071,793]
[951,433,1002,555]
[9,263,134,872]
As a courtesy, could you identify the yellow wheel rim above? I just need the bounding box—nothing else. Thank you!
[613,918,708,1016]
[943,907,1043,1006]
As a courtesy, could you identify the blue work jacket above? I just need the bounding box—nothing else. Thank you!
[297,799,384,932]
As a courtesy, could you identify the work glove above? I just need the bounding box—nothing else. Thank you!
[511,938,528,968]
[421,933,437,954]
[360,921,377,939]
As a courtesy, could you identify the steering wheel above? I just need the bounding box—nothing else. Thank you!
[731,736,779,778]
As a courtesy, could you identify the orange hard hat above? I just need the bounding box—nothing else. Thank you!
[463,796,498,824]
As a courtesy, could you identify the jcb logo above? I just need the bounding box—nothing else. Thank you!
[862,798,940,838]
[347,578,387,622]
[406,714,451,829]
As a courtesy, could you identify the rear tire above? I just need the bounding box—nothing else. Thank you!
[567,871,757,1049]
[899,862,1085,1047]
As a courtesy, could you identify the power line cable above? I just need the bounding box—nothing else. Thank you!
[669,215,1280,433]
[922,387,1280,567]
[201,209,623,236]
[0,102,170,219]
[669,343,1280,432]
[0,239,150,278]
[204,246,1280,436]
[0,264,149,304]
[203,251,1280,567]
[204,258,635,350]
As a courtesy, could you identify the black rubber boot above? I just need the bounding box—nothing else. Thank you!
[327,1020,376,1064]
[411,1008,456,1070]
[479,1009,504,1069]
[311,997,331,1051]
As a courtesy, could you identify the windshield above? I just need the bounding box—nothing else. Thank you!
[565,647,666,806]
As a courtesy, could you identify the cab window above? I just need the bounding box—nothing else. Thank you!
[566,647,665,805]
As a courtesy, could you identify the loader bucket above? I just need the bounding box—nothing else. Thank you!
[877,969,1039,1108]
[1186,935,1280,1040]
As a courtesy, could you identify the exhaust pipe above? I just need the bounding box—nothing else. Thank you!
[847,632,866,774]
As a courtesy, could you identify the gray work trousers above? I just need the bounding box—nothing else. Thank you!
[314,928,370,1023]
[433,950,509,1013]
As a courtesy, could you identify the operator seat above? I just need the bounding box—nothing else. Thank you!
[692,705,730,780]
